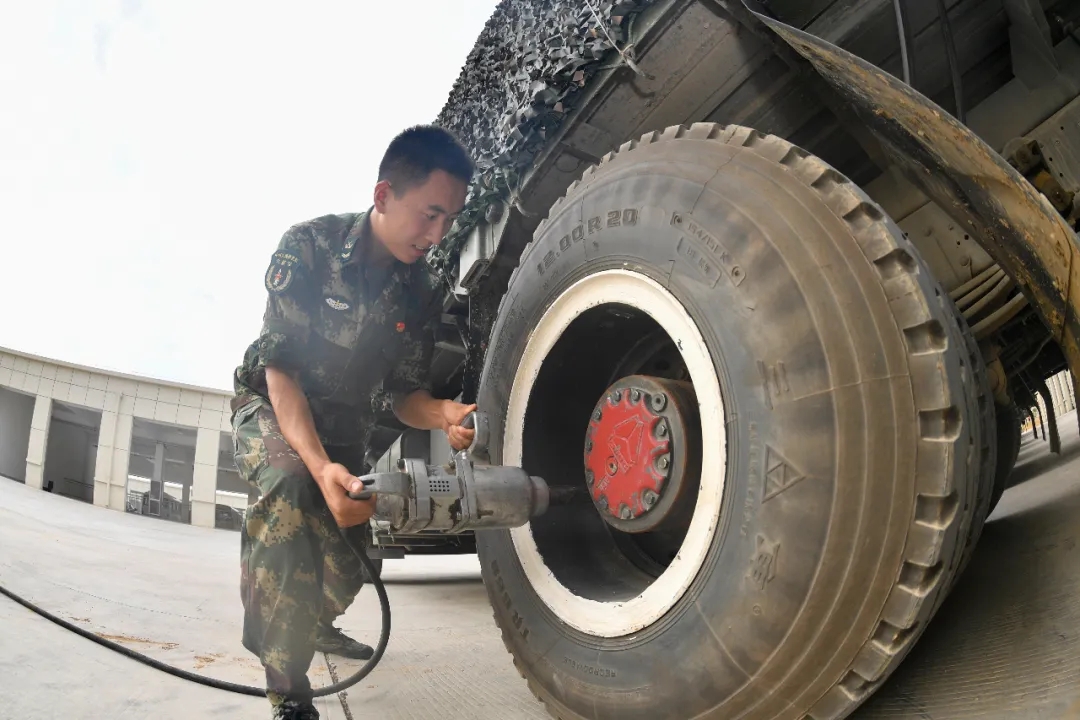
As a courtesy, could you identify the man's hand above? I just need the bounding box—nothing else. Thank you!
[392,390,478,451]
[442,401,477,450]
[314,463,376,528]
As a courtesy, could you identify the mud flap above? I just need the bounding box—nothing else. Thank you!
[733,0,1080,380]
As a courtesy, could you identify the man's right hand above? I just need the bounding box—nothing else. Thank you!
[265,368,376,529]
[315,463,376,528]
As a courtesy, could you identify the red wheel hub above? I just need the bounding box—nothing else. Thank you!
[584,375,698,533]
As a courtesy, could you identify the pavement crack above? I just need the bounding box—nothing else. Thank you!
[323,652,355,720]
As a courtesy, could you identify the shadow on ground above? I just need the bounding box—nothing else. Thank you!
[380,575,483,586]
[1006,423,1080,488]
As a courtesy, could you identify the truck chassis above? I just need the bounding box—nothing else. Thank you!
[365,1,1080,717]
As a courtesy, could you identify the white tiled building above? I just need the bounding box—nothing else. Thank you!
[0,345,246,529]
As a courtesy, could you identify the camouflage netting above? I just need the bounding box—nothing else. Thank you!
[432,0,656,280]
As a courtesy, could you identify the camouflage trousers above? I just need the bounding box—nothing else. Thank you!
[231,397,370,706]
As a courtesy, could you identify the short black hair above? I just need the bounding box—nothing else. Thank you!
[378,125,474,195]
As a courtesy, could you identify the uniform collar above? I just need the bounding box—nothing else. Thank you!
[341,209,372,266]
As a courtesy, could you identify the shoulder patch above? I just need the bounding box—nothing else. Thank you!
[265,250,301,295]
[325,296,350,311]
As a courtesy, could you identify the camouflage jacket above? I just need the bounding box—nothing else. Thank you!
[232,210,442,448]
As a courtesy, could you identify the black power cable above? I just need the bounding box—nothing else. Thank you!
[892,0,917,87]
[893,0,966,124]
[934,0,966,124]
[0,530,391,699]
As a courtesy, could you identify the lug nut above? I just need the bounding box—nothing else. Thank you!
[642,489,659,508]
[593,409,602,421]
[630,388,641,402]
[657,455,670,470]
[585,470,594,487]
[597,495,609,511]
[612,390,622,403]
[657,421,668,437]
[619,505,632,520]
[586,440,593,453]
[651,393,667,412]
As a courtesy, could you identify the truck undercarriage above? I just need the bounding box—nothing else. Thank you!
[363,1,1080,717]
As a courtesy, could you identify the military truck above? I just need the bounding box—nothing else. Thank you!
[365,0,1080,717]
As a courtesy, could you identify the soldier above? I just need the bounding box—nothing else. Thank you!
[230,125,476,720]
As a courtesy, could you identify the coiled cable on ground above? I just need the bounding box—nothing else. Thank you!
[0,529,391,698]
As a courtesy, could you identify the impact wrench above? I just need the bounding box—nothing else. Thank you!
[0,411,567,699]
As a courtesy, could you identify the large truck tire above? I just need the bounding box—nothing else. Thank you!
[1011,405,1022,469]
[990,402,1022,509]
[475,123,994,720]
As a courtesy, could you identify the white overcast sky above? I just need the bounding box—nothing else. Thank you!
[0,0,500,391]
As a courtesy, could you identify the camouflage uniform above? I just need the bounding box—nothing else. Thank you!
[230,210,441,706]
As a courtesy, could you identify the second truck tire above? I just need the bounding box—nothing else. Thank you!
[475,123,995,720]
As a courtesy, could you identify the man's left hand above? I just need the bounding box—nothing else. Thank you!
[442,401,477,450]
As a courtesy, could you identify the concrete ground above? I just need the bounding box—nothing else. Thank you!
[1,409,1077,720]
[0,480,547,720]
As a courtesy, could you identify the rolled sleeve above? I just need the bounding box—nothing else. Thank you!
[254,225,318,376]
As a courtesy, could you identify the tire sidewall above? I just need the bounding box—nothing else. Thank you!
[475,140,911,717]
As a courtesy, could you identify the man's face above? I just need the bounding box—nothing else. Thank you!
[372,169,469,264]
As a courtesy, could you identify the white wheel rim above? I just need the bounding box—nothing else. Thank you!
[505,269,727,638]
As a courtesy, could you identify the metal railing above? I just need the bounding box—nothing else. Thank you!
[124,489,244,531]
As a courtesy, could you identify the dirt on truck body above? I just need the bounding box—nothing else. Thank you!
[365,1,1080,718]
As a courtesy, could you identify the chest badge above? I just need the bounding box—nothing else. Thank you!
[325,296,351,311]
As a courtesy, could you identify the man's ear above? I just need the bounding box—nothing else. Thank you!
[373,180,394,213]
